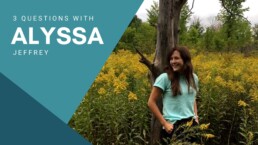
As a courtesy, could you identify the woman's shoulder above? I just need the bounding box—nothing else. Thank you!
[155,73,170,82]
[158,73,169,79]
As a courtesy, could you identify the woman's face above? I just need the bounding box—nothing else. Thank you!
[170,50,184,72]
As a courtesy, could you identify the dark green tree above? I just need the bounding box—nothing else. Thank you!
[218,0,250,51]
[186,18,204,47]
[252,24,258,49]
[129,15,142,29]
[202,27,216,50]
[252,24,258,41]
[114,15,142,52]
[179,2,192,45]
[147,1,159,28]
[114,27,137,52]
[114,16,156,54]
[235,20,252,53]
[134,23,156,54]
[201,25,226,52]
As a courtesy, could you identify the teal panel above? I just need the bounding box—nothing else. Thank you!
[0,73,91,145]
[0,0,143,123]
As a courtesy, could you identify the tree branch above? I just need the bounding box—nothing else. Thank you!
[135,48,159,78]
[135,48,152,69]
[187,0,195,16]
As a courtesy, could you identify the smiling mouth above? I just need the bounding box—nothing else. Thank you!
[172,64,181,70]
[172,64,178,67]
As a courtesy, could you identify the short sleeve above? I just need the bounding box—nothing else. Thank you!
[153,73,169,91]
[193,73,199,91]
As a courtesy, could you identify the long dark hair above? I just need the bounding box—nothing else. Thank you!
[165,46,197,96]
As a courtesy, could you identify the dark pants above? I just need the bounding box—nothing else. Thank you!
[160,117,198,145]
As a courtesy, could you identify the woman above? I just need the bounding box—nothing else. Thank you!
[148,46,199,144]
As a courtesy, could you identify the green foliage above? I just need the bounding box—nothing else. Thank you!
[238,105,254,145]
[115,27,136,51]
[217,0,251,51]
[179,3,192,45]
[200,25,226,52]
[114,21,156,54]
[185,18,204,48]
[134,23,157,54]
[129,15,142,29]
[190,18,204,37]
[253,24,258,41]
[147,1,159,28]
[202,27,216,50]
[116,0,255,54]
[252,24,258,50]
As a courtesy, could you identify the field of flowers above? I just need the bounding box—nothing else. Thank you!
[69,49,258,145]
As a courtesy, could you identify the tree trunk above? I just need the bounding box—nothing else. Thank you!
[150,0,187,144]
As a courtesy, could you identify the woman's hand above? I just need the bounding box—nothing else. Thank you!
[164,121,174,134]
[195,116,199,124]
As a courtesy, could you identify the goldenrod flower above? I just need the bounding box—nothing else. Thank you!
[238,100,247,107]
[248,131,254,141]
[200,123,210,130]
[249,88,258,102]
[98,88,106,95]
[186,119,193,127]
[202,133,215,139]
[128,91,138,101]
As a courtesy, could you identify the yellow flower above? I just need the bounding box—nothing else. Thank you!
[118,72,127,80]
[200,123,210,130]
[113,79,128,94]
[248,131,254,141]
[215,75,226,86]
[128,91,138,101]
[238,100,247,107]
[98,88,106,95]
[202,133,215,139]
[249,88,258,102]
[186,119,193,127]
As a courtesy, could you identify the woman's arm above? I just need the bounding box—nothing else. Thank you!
[148,87,173,133]
[194,100,199,124]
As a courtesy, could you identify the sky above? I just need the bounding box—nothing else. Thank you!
[136,0,258,26]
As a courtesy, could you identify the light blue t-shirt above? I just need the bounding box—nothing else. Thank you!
[153,73,199,124]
